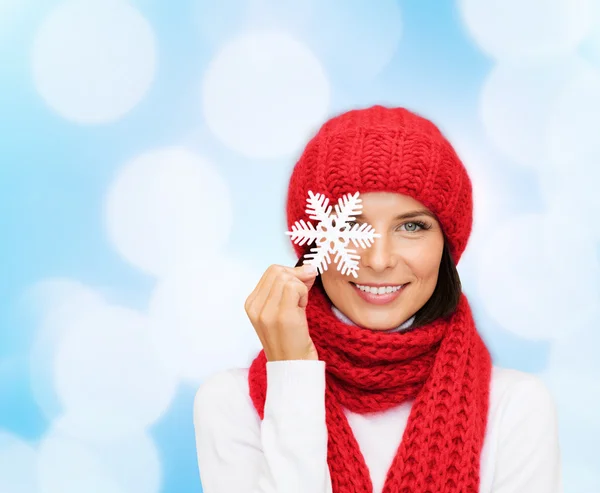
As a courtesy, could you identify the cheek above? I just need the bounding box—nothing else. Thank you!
[320,269,348,295]
[403,240,444,280]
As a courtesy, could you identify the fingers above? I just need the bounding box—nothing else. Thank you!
[244,263,318,362]
[259,273,297,325]
[244,264,318,320]
[289,264,319,289]
[245,266,278,319]
[258,274,308,349]
[298,265,318,291]
[281,275,310,309]
[292,263,318,277]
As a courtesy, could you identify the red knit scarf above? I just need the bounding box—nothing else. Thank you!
[248,283,492,493]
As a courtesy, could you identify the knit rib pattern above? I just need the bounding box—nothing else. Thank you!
[249,285,491,493]
[248,106,492,492]
[286,105,473,264]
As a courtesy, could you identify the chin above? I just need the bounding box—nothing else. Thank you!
[352,310,409,331]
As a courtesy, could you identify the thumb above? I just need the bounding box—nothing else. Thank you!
[294,264,319,307]
[303,270,318,291]
[295,263,319,287]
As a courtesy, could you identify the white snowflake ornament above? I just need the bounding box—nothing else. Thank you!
[286,190,381,278]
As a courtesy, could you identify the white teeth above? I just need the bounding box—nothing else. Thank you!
[355,284,403,295]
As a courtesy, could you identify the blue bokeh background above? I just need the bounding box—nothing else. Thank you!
[1,0,599,491]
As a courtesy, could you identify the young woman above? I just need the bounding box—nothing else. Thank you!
[193,106,562,493]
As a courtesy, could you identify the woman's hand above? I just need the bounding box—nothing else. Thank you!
[245,264,320,361]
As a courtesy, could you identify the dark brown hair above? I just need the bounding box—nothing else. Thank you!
[295,240,462,327]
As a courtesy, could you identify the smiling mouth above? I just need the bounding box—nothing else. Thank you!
[350,282,405,295]
[349,282,407,305]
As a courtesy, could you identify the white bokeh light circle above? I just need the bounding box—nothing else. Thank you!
[546,62,600,168]
[202,30,330,159]
[0,432,38,493]
[53,304,178,441]
[441,128,502,241]
[443,128,505,287]
[85,430,161,493]
[479,58,586,169]
[32,0,157,124]
[476,212,600,340]
[540,173,600,242]
[547,62,600,165]
[105,147,233,277]
[459,0,594,63]
[305,0,402,81]
[148,255,262,383]
[541,63,600,239]
[38,425,161,493]
[25,279,106,421]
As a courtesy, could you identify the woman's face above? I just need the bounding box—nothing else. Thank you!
[320,192,444,330]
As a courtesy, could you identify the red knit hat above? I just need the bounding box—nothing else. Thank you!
[286,105,472,264]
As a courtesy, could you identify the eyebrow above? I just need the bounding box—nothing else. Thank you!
[353,210,437,222]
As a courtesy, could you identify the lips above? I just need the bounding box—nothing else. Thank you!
[350,282,406,306]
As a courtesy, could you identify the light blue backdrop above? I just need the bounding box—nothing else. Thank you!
[1,1,599,492]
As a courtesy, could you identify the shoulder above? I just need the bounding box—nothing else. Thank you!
[489,366,555,407]
[193,367,256,430]
[488,365,558,435]
[484,369,562,491]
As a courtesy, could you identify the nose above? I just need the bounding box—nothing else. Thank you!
[359,233,396,273]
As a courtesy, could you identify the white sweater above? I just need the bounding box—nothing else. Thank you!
[194,304,561,493]
[193,359,562,493]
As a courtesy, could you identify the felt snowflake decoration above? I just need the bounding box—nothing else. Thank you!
[286,190,381,278]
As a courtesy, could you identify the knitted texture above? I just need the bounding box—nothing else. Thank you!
[286,105,473,263]
[249,285,491,492]
[247,106,492,492]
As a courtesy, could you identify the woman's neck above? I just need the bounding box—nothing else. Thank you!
[331,305,415,332]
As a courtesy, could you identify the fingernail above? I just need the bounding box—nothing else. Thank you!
[302,264,318,275]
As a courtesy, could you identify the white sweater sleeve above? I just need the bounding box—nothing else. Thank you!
[491,374,563,493]
[193,360,332,493]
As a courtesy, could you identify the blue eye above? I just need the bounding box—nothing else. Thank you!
[399,220,428,232]
[346,220,430,232]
